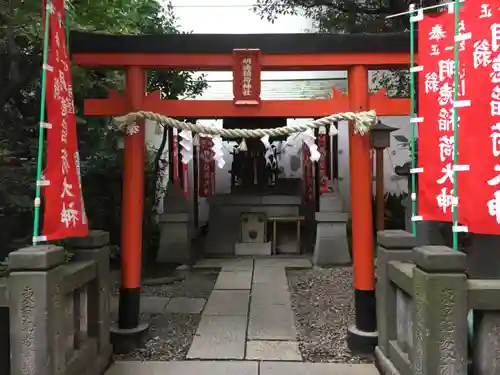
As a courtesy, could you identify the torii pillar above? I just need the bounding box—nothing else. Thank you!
[111,66,149,353]
[346,65,377,353]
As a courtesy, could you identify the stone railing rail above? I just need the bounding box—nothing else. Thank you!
[0,230,112,375]
[375,230,500,375]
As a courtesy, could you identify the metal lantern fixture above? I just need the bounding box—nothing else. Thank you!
[370,120,398,149]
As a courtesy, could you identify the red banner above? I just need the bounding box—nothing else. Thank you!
[172,129,179,182]
[418,11,463,222]
[232,49,261,105]
[458,2,500,234]
[318,132,328,193]
[302,144,314,203]
[199,137,213,197]
[43,0,88,240]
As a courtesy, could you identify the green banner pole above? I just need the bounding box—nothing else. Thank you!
[32,0,53,245]
[409,4,417,236]
[451,0,461,250]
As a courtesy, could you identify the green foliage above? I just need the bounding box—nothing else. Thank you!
[253,0,411,33]
[0,0,207,260]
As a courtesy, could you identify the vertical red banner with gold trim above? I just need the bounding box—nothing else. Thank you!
[43,0,88,240]
[199,137,213,197]
[318,132,328,193]
[458,2,500,234]
[302,144,314,203]
[232,49,261,105]
[172,128,179,182]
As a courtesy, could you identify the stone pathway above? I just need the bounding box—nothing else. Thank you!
[106,257,379,374]
[187,257,311,361]
[106,360,379,375]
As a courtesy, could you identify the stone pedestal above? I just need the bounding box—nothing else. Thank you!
[158,212,191,264]
[312,212,351,266]
[157,182,192,264]
[234,242,272,256]
[319,192,344,212]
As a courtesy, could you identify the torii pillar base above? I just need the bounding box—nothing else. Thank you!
[110,323,149,355]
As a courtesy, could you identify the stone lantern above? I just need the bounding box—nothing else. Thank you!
[370,120,398,149]
[370,120,398,232]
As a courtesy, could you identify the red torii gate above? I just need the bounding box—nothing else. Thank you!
[70,31,412,352]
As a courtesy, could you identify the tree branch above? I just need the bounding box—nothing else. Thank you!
[0,59,40,110]
[294,0,393,14]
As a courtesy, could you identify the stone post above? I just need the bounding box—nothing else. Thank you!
[8,245,66,375]
[312,191,350,266]
[157,182,192,264]
[66,230,112,373]
[412,246,468,375]
[376,230,416,355]
[313,212,351,265]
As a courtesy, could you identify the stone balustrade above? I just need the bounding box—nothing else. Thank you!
[1,230,112,375]
[376,230,500,375]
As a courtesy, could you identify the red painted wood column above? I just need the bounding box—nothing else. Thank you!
[118,66,146,330]
[346,65,377,353]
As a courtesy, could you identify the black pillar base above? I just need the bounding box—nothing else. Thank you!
[347,288,378,354]
[112,287,149,354]
[118,287,141,329]
[110,323,149,354]
[347,325,378,354]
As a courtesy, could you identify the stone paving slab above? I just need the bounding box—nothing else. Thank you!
[106,361,259,375]
[204,290,250,316]
[165,297,206,314]
[259,362,379,375]
[248,304,297,340]
[214,270,252,290]
[254,258,312,269]
[251,285,292,306]
[194,258,254,271]
[246,340,302,361]
[252,267,288,285]
[187,315,247,359]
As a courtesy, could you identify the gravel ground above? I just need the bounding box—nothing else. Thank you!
[111,268,219,360]
[287,267,373,364]
[113,312,201,361]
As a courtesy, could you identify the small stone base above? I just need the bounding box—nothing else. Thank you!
[110,323,149,354]
[235,242,272,256]
[346,325,378,355]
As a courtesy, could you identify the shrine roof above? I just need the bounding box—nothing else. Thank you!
[70,31,411,54]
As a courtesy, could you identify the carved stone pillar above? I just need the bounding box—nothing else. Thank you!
[412,246,468,375]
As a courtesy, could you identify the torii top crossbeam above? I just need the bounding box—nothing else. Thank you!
[70,31,413,118]
[70,31,414,70]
